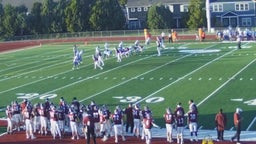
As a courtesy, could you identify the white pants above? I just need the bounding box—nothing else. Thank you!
[177,126,184,144]
[166,123,173,141]
[133,119,140,136]
[144,128,152,144]
[25,119,35,139]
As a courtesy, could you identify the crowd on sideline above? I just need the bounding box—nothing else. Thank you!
[5,97,243,144]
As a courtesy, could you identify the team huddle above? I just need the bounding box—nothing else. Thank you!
[5,97,198,144]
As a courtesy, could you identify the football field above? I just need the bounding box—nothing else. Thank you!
[0,40,256,132]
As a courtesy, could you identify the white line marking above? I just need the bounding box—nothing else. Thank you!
[197,58,256,107]
[135,49,237,105]
[247,116,256,131]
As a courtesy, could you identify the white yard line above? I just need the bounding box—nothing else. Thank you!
[28,56,155,101]
[197,58,256,107]
[246,115,256,131]
[77,44,218,103]
[79,54,192,103]
[135,48,237,105]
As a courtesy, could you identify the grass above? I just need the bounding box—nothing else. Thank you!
[0,40,256,132]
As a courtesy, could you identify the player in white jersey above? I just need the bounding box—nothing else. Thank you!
[38,103,48,135]
[6,105,13,134]
[92,55,103,70]
[103,43,112,59]
[22,105,36,139]
[72,54,79,70]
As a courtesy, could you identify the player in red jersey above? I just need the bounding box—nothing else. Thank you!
[163,107,175,143]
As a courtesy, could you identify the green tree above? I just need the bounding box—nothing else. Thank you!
[2,4,19,39]
[51,0,69,33]
[90,0,126,30]
[65,0,94,32]
[41,0,56,33]
[187,0,204,29]
[0,2,4,39]
[15,5,29,36]
[29,2,43,34]
[118,0,127,7]
[147,5,172,29]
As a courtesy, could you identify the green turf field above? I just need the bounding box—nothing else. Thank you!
[0,40,256,131]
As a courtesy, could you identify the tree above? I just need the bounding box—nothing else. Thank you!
[187,0,204,29]
[51,0,69,33]
[0,2,4,39]
[118,0,127,8]
[89,0,126,30]
[41,0,56,34]
[15,6,28,36]
[2,4,19,39]
[147,5,172,29]
[65,0,94,32]
[29,2,43,34]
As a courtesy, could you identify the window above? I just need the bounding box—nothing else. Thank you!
[242,18,251,26]
[180,5,188,12]
[212,4,223,12]
[137,7,141,12]
[131,8,135,12]
[235,3,249,11]
[144,7,148,11]
[169,5,174,12]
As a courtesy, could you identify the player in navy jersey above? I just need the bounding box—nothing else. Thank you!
[176,110,185,144]
[32,103,40,134]
[187,106,198,142]
[11,101,22,132]
[57,106,65,136]
[133,104,141,138]
[175,102,185,117]
[112,109,125,143]
[163,107,175,143]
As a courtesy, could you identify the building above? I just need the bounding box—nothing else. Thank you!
[126,0,190,29]
[210,0,256,28]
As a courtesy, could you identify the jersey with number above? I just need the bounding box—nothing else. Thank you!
[12,104,21,114]
[188,111,198,123]
[102,109,111,120]
[164,113,174,124]
[112,113,122,125]
[176,116,185,127]
[133,109,141,119]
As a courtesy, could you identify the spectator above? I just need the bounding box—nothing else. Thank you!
[231,108,243,144]
[215,108,227,141]
[124,103,134,134]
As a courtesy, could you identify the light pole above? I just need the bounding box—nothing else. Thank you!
[206,0,211,33]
